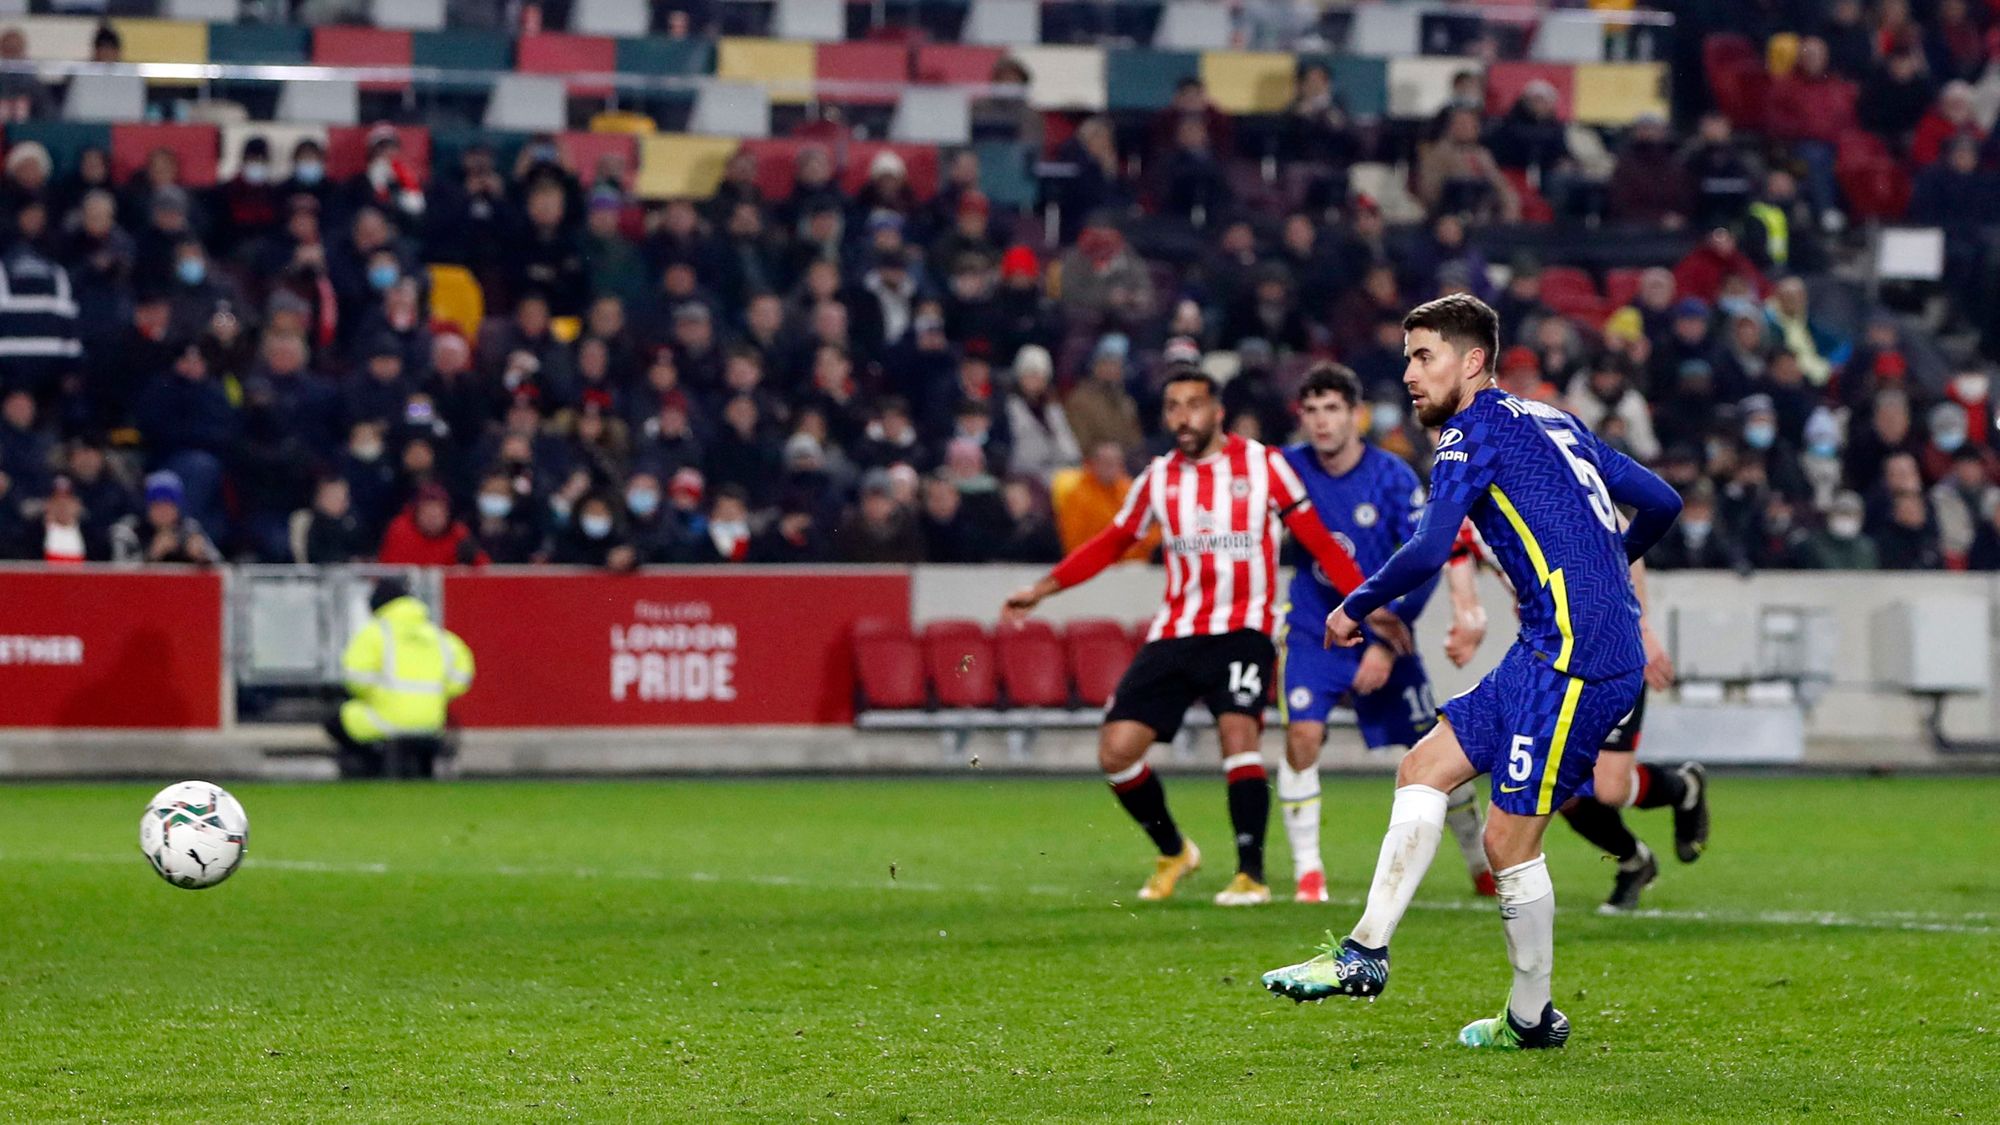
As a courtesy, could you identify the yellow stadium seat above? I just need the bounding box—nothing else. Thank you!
[111,18,209,87]
[590,111,657,135]
[1200,51,1295,114]
[1766,32,1800,78]
[1572,62,1668,125]
[716,37,816,105]
[426,264,484,341]
[635,133,741,200]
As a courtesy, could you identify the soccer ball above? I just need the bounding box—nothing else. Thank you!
[140,781,249,889]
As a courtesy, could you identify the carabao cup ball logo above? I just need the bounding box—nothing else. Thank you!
[1353,503,1379,528]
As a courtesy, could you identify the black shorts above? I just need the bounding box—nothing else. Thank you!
[1598,686,1648,754]
[1106,629,1276,743]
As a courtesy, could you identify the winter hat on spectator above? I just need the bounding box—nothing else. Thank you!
[1013,344,1053,381]
[1602,306,1644,343]
[999,245,1040,281]
[1500,346,1540,375]
[1873,351,1908,380]
[1094,333,1130,362]
[668,467,706,507]
[864,209,906,237]
[1522,78,1559,105]
[1672,297,1711,321]
[144,471,185,509]
[588,186,624,213]
[1803,407,1842,455]
[869,150,907,181]
[1162,336,1203,371]
[784,432,825,469]
[5,141,51,179]
[860,468,895,498]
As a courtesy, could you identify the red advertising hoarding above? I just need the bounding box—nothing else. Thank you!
[442,570,911,727]
[0,569,225,728]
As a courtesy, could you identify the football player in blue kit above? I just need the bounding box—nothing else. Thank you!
[1262,295,1683,1051]
[1276,364,1496,904]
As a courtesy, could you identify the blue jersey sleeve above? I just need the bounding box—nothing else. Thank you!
[1587,429,1683,561]
[1343,419,1500,620]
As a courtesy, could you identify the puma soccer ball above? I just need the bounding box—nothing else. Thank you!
[140,781,249,889]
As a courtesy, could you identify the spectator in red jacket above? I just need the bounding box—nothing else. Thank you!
[1911,81,1986,166]
[377,484,487,566]
[1674,227,1769,304]
[1765,36,1858,213]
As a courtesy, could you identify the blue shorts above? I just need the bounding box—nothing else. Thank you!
[1441,644,1645,816]
[1279,623,1437,750]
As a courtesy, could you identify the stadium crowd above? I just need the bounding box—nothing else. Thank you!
[6,2,2000,572]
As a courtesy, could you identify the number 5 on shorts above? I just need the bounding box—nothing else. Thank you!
[1504,734,1534,790]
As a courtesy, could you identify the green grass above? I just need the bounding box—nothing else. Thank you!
[1,775,1996,1122]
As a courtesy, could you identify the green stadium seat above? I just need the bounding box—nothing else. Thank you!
[1327,55,1388,119]
[1,121,112,178]
[1106,49,1198,112]
[206,23,309,65]
[616,36,712,77]
[973,140,1034,209]
[412,29,513,72]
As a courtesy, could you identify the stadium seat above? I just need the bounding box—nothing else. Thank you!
[484,75,567,132]
[62,75,144,123]
[852,621,929,711]
[427,264,484,339]
[717,37,816,105]
[891,87,971,145]
[1387,56,1480,119]
[312,26,412,93]
[207,23,308,65]
[1155,2,1231,50]
[276,80,359,126]
[1604,267,1644,311]
[616,36,712,79]
[1010,45,1107,111]
[816,42,908,106]
[964,0,1041,47]
[923,620,998,709]
[1500,167,1554,223]
[914,44,1004,85]
[2,122,110,178]
[974,139,1036,208]
[689,80,773,139]
[570,0,649,37]
[558,130,636,186]
[1572,62,1668,126]
[111,123,219,188]
[774,0,845,42]
[1201,50,1295,114]
[1319,54,1389,119]
[108,19,208,84]
[516,32,618,98]
[1539,265,1605,318]
[737,138,811,199]
[1530,17,1607,63]
[1065,619,1135,708]
[590,110,655,134]
[412,29,513,74]
[1349,3,1422,57]
[1485,61,1575,121]
[326,124,429,181]
[1,16,97,61]
[996,620,1068,708]
[165,0,240,18]
[1106,49,1198,112]
[367,0,445,32]
[635,133,740,199]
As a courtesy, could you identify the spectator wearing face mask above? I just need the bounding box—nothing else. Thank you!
[213,137,281,257]
[620,470,683,563]
[1805,491,1879,569]
[282,139,332,211]
[691,485,753,564]
[551,493,636,570]
[1647,481,1744,570]
[469,470,545,564]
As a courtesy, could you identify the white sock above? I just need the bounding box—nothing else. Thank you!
[1495,855,1556,1027]
[1277,762,1322,880]
[1445,781,1491,878]
[1349,784,1447,949]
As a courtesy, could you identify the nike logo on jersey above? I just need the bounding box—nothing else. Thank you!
[1499,783,1528,793]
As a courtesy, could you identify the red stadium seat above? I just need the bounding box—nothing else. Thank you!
[110,124,219,189]
[313,26,412,93]
[817,42,909,106]
[914,44,1004,85]
[1484,61,1574,121]
[996,619,1069,708]
[325,124,431,182]
[558,130,637,188]
[923,620,998,709]
[738,137,813,201]
[517,32,618,97]
[1500,167,1553,224]
[1539,264,1609,326]
[852,620,928,710]
[1604,267,1644,311]
[1066,619,1136,708]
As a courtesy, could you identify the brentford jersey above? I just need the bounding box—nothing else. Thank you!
[1108,434,1315,641]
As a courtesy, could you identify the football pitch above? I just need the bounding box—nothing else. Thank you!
[1,775,1994,1122]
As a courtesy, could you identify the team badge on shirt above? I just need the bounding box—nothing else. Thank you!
[1353,503,1379,528]
[1232,478,1251,497]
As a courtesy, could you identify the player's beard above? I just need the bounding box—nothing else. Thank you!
[1414,384,1462,428]
[1175,421,1217,456]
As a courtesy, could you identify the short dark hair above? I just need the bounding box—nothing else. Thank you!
[1402,293,1500,375]
[1162,368,1218,397]
[1298,363,1363,407]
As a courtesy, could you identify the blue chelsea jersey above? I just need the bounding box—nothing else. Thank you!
[1281,443,1435,636]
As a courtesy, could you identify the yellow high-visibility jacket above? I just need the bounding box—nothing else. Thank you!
[338,596,475,742]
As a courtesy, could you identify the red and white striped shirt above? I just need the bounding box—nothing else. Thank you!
[1105,435,1318,641]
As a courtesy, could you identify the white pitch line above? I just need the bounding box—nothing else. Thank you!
[33,852,1998,936]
